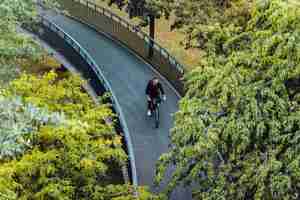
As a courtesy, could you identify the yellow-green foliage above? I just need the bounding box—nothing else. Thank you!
[0,72,161,199]
[7,71,94,118]
[0,123,127,199]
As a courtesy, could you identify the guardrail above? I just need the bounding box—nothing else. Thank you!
[59,0,185,95]
[37,16,139,190]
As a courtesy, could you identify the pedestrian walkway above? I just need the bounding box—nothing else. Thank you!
[42,12,192,200]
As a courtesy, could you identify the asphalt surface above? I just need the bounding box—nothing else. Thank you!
[42,12,192,200]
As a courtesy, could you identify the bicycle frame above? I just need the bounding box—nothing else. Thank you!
[151,97,161,128]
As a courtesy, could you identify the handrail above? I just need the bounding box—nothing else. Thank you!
[38,16,139,188]
[71,0,185,74]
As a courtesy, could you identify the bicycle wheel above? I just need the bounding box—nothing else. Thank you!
[155,106,159,128]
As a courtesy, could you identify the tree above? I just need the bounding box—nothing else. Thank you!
[155,0,300,199]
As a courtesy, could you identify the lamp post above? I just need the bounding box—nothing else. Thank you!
[148,14,155,58]
[127,0,155,58]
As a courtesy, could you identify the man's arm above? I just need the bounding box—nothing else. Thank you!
[158,83,166,101]
[158,83,165,95]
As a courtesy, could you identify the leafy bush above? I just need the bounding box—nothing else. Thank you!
[0,0,60,84]
[0,96,65,159]
[7,71,95,118]
[0,72,161,199]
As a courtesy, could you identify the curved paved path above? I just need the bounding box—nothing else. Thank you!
[42,12,192,200]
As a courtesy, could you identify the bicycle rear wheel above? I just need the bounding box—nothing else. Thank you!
[155,107,159,128]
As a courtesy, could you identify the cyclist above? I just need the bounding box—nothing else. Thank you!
[146,77,166,116]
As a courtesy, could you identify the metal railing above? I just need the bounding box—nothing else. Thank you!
[38,16,139,189]
[82,0,184,73]
[59,0,185,95]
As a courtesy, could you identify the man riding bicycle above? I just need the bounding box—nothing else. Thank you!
[146,77,166,116]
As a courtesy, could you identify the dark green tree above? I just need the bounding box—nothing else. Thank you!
[156,0,300,199]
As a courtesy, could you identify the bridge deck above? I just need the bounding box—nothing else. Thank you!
[43,12,191,199]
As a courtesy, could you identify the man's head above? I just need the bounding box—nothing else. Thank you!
[152,77,159,85]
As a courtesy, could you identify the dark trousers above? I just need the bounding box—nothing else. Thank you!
[147,97,161,111]
[148,100,154,111]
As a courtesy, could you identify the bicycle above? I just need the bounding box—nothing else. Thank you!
[149,97,162,129]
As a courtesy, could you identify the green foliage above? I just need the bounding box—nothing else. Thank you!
[0,72,161,199]
[0,0,59,85]
[0,0,161,199]
[0,0,42,61]
[95,184,166,200]
[0,62,20,85]
[156,0,300,199]
[169,0,251,49]
[0,95,65,159]
[7,71,95,118]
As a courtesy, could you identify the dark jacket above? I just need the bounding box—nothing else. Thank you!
[146,80,165,99]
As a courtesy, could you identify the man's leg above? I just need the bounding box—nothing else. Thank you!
[147,100,153,116]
